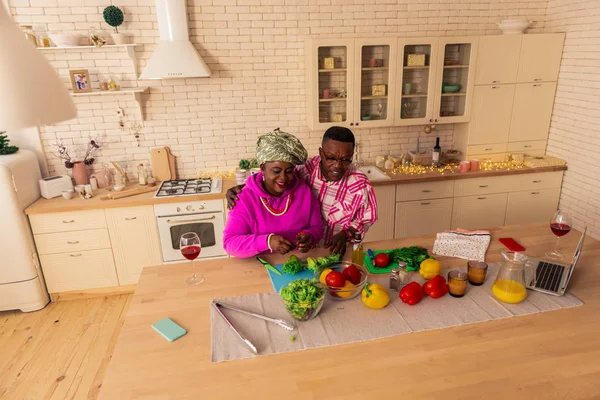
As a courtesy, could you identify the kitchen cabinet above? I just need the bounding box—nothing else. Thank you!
[509,82,557,143]
[451,193,508,230]
[475,36,521,85]
[505,188,560,226]
[364,185,395,242]
[305,38,397,130]
[463,84,515,145]
[517,34,565,83]
[395,198,453,238]
[105,206,162,286]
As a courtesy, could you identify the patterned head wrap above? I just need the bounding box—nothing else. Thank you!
[256,129,308,166]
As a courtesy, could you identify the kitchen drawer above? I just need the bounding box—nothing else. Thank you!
[467,153,507,162]
[396,180,454,202]
[507,140,546,153]
[504,171,563,192]
[451,193,508,230]
[505,188,560,226]
[34,229,111,255]
[466,143,508,156]
[454,176,512,197]
[39,249,118,293]
[30,210,106,234]
[394,198,453,239]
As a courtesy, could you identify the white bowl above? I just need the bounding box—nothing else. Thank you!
[49,33,81,47]
[497,19,532,35]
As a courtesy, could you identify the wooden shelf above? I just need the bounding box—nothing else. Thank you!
[318,68,347,73]
[403,66,429,70]
[70,88,149,121]
[361,96,388,100]
[443,65,469,69]
[440,92,467,97]
[319,98,347,103]
[402,94,428,98]
[37,44,138,50]
[362,67,389,71]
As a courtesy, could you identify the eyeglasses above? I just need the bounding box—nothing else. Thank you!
[321,151,353,166]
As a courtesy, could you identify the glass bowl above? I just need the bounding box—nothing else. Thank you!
[314,261,368,301]
[279,280,325,321]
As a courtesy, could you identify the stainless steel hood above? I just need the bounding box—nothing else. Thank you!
[139,0,211,80]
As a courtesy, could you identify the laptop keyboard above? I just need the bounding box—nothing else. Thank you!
[535,262,565,292]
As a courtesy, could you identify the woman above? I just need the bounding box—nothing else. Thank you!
[223,130,323,258]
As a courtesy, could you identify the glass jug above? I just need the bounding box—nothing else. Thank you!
[492,251,528,304]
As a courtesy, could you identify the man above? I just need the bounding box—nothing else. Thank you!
[227,126,377,255]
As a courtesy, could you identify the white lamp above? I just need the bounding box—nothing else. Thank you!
[0,4,77,131]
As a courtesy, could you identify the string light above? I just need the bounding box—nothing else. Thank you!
[391,164,457,175]
[196,171,236,179]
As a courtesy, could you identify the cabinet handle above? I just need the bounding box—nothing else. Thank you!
[421,189,432,193]
[479,185,488,188]
[67,241,79,245]
[355,123,359,126]
[524,145,532,148]
[62,220,75,224]
[531,192,540,195]
[434,119,438,122]
[533,84,541,87]
[125,217,137,220]
[533,180,542,183]
[484,148,492,151]
[70,254,82,257]
[492,80,499,83]
[477,197,487,200]
[491,86,500,89]
[166,216,216,224]
[421,202,431,205]
[534,78,542,81]
[350,122,354,126]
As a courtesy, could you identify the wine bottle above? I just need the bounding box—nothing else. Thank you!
[432,137,441,167]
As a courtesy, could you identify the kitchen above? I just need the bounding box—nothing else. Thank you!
[1,0,600,398]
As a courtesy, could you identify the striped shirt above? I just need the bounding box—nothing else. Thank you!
[295,156,378,246]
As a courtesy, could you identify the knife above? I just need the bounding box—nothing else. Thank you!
[256,257,282,276]
[367,249,375,264]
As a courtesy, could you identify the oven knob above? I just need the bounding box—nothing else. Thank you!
[186,205,193,211]
[176,207,181,212]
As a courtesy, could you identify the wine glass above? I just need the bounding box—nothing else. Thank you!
[546,210,572,260]
[180,232,204,285]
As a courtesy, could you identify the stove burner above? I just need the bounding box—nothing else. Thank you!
[155,178,216,197]
[166,188,179,195]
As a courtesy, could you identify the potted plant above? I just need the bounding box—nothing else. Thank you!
[103,5,127,45]
[249,158,261,175]
[0,132,19,155]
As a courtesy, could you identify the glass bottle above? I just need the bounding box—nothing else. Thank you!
[492,251,528,304]
[389,268,401,291]
[21,25,38,47]
[351,232,364,267]
[102,164,114,191]
[138,163,148,186]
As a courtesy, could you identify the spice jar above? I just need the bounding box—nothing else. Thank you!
[389,268,402,291]
[384,155,395,170]
[21,25,38,47]
[138,163,148,185]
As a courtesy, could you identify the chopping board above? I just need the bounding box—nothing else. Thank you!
[363,250,396,274]
[266,263,315,292]
[165,147,176,180]
[150,147,172,182]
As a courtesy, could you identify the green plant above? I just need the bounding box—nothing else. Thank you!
[103,6,124,33]
[239,159,250,170]
[0,133,19,155]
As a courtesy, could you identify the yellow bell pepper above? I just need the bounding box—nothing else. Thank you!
[361,283,390,309]
[319,268,333,285]
[419,258,441,279]
[336,281,356,298]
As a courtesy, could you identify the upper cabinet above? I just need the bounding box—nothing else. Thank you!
[305,38,396,130]
[475,35,522,85]
[517,34,565,83]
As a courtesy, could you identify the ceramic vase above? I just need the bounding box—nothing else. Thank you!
[71,161,90,185]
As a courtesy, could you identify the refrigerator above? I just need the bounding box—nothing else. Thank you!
[0,149,49,312]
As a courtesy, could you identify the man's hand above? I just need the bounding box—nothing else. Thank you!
[327,231,347,255]
[269,235,295,255]
[295,233,313,253]
[226,184,245,210]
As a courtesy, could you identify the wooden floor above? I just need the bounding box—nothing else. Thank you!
[0,295,131,400]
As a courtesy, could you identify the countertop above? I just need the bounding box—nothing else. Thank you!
[25,165,566,215]
[99,223,600,399]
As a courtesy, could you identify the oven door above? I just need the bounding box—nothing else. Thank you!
[156,211,226,263]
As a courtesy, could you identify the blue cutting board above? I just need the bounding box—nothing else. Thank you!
[267,263,316,293]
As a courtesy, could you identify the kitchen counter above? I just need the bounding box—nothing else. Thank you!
[25,177,236,215]
[99,222,600,399]
[26,165,566,214]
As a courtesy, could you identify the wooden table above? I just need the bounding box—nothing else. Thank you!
[99,223,600,399]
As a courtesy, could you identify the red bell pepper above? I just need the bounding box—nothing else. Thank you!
[423,275,449,299]
[399,281,423,305]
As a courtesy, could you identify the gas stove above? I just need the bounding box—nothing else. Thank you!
[155,177,223,197]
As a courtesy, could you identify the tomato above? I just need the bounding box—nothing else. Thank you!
[374,253,390,268]
[325,270,346,288]
[343,265,362,285]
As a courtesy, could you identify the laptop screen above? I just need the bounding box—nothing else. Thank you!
[566,227,587,282]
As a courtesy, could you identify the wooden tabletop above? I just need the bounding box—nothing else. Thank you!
[99,223,600,399]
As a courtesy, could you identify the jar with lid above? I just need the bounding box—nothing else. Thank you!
[138,164,148,186]
[375,155,385,168]
[384,155,395,170]
[21,25,38,47]
[390,262,410,291]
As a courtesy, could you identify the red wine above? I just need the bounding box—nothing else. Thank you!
[181,245,201,260]
[550,223,571,237]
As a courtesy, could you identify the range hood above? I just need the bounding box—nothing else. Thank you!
[140,0,211,80]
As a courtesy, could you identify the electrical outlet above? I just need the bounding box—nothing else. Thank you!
[116,107,124,117]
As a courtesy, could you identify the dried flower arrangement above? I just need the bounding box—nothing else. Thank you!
[52,135,103,169]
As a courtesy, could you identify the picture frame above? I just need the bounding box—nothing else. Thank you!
[69,69,92,93]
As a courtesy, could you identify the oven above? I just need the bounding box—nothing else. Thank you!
[155,199,227,263]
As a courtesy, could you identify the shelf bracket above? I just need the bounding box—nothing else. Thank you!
[134,88,148,123]
[126,45,138,78]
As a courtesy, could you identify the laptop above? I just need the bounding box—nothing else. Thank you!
[526,227,586,296]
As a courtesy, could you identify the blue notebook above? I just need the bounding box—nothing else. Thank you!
[152,318,187,342]
[266,263,315,292]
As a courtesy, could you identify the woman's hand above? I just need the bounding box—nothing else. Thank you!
[226,184,245,210]
[327,231,348,255]
[296,233,313,253]
[269,235,295,255]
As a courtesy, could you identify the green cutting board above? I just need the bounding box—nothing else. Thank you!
[363,250,396,274]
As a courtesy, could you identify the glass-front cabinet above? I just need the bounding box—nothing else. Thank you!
[306,38,396,130]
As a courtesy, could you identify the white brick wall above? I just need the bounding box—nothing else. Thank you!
[9,0,546,179]
[544,0,600,239]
